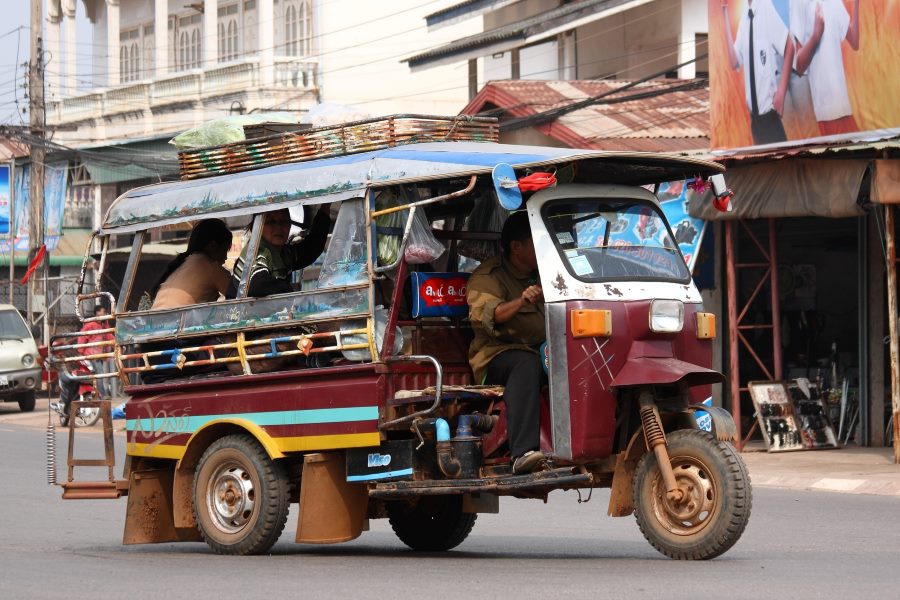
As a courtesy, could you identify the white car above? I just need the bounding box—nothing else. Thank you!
[0,304,40,412]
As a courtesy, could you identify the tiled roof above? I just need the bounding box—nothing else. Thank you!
[461,79,710,152]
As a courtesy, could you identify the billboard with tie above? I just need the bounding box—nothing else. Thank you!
[709,0,900,150]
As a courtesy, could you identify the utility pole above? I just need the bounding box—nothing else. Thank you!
[28,0,45,334]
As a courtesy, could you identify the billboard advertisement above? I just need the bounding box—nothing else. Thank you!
[6,164,67,252]
[0,165,9,235]
[709,0,900,150]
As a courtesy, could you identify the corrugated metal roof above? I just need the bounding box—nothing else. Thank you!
[406,0,646,69]
[425,0,519,29]
[462,79,709,152]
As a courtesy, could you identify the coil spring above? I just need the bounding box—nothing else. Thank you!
[639,405,666,448]
[46,424,57,486]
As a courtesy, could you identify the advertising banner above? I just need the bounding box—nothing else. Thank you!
[10,164,67,252]
[709,0,900,150]
[0,165,9,236]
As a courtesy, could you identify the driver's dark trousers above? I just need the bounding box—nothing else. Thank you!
[484,349,543,458]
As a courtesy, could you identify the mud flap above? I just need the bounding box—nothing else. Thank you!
[123,469,201,544]
[607,453,638,517]
[296,452,368,544]
[607,429,648,517]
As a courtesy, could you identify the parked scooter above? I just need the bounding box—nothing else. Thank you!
[49,360,100,428]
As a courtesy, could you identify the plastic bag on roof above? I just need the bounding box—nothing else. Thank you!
[169,113,299,149]
[300,102,371,128]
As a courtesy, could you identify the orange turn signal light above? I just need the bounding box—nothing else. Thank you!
[570,309,612,338]
[696,312,716,339]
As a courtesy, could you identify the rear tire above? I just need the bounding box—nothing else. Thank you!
[387,495,476,551]
[17,391,35,413]
[193,434,289,555]
[633,429,752,560]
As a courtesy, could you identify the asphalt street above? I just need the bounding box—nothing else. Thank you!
[2,412,899,600]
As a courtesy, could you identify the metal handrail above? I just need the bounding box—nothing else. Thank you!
[379,354,443,430]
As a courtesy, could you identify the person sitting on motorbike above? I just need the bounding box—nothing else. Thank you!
[150,218,233,309]
[467,211,546,474]
[228,204,331,298]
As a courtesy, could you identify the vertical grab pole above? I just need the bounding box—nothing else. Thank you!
[726,220,741,448]
[885,206,900,463]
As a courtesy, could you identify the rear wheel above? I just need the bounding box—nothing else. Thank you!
[387,495,476,551]
[17,391,35,413]
[633,429,752,560]
[193,434,289,555]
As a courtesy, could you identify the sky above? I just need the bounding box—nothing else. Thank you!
[0,1,93,126]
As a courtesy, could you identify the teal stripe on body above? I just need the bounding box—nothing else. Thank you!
[126,406,379,433]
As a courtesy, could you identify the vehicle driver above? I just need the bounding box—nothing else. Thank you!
[467,211,546,475]
[229,204,331,298]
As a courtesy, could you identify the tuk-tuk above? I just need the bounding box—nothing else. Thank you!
[48,116,749,559]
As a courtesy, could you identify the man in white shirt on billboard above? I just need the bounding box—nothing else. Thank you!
[721,0,795,146]
[791,0,860,136]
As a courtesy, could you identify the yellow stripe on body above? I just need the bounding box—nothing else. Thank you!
[127,442,186,460]
[274,432,382,453]
[127,432,382,461]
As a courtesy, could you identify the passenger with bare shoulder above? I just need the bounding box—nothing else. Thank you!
[150,219,233,310]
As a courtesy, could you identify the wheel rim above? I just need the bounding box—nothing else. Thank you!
[649,455,719,536]
[205,461,257,534]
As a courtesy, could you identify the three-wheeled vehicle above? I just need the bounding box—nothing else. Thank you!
[48,115,750,559]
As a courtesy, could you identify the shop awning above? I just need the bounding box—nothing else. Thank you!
[688,158,871,221]
[80,138,180,185]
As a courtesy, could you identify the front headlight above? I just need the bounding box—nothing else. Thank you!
[649,299,684,333]
[22,353,35,367]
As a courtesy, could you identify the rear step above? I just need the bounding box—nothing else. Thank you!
[369,466,593,498]
[56,398,127,499]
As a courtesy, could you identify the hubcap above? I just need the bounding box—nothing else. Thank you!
[206,462,256,534]
[650,457,718,536]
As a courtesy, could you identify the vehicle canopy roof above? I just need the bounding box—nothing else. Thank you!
[102,141,723,233]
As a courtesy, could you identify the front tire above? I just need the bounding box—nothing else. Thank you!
[193,434,289,555]
[633,429,752,560]
[387,495,476,551]
[17,391,35,412]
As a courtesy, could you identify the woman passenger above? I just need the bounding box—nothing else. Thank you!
[151,219,233,310]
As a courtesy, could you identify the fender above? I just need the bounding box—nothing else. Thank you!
[685,404,738,443]
[610,356,723,388]
[171,419,285,530]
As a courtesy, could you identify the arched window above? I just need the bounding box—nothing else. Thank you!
[285,4,298,56]
[130,43,140,80]
[119,46,128,82]
[179,31,189,71]
[218,22,225,60]
[299,1,311,56]
[191,29,200,68]
[227,20,238,60]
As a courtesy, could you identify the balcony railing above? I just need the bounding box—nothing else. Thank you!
[47,56,319,126]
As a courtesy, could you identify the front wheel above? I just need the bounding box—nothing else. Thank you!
[633,429,752,560]
[387,495,476,551]
[17,391,35,413]
[193,434,290,555]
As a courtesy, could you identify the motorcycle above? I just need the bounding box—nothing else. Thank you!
[49,359,101,428]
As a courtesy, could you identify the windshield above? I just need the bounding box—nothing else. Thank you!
[0,309,31,339]
[542,199,691,283]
